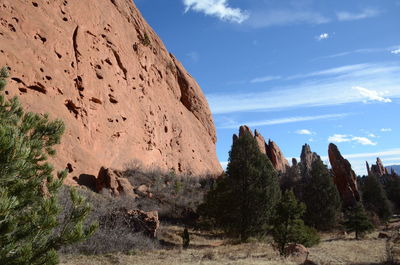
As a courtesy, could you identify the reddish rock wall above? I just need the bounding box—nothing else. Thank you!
[0,0,222,182]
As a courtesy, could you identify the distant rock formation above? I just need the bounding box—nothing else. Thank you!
[300,144,321,179]
[234,126,288,173]
[0,0,222,183]
[328,143,360,208]
[367,158,389,177]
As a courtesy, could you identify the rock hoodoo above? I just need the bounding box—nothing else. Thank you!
[367,157,388,177]
[300,144,320,179]
[235,126,288,173]
[0,0,222,182]
[328,143,360,208]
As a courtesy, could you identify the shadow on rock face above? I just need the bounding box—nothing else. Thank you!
[74,174,97,191]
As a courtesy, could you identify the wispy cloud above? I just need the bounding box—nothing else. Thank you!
[352,86,392,103]
[316,33,329,41]
[208,62,400,114]
[336,8,381,21]
[392,49,400,55]
[186,51,200,62]
[183,0,249,23]
[328,134,377,146]
[381,128,392,132]
[250,75,281,84]
[246,9,329,28]
[316,45,400,60]
[219,113,348,129]
[296,129,314,135]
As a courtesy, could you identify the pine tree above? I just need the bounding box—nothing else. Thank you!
[343,203,374,239]
[361,174,392,222]
[272,190,320,256]
[384,175,400,213]
[198,129,281,241]
[0,67,97,265]
[303,159,341,230]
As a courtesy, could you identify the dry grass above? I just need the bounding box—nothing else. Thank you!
[60,224,394,265]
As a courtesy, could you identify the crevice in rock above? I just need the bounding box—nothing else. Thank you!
[28,82,46,94]
[65,100,80,117]
[111,48,127,80]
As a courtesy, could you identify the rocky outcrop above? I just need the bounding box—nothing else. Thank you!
[285,243,309,263]
[328,143,360,208]
[100,208,159,238]
[300,144,320,178]
[235,126,288,173]
[266,140,289,173]
[367,158,389,177]
[96,167,136,197]
[0,0,222,182]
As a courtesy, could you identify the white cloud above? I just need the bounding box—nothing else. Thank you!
[207,62,400,114]
[219,113,348,129]
[328,134,351,143]
[316,33,329,41]
[250,75,281,84]
[336,8,381,21]
[368,133,377,138]
[296,129,313,135]
[247,9,329,28]
[183,0,249,23]
[352,137,377,146]
[352,86,392,103]
[328,134,376,146]
[391,49,400,55]
[381,128,392,132]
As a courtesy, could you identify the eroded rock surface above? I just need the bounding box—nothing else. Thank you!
[0,0,222,181]
[367,157,389,177]
[328,143,360,208]
[300,144,321,179]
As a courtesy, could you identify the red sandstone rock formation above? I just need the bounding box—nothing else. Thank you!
[235,126,288,173]
[0,0,222,183]
[367,157,388,177]
[96,167,136,197]
[300,144,320,179]
[328,143,360,207]
[266,140,289,173]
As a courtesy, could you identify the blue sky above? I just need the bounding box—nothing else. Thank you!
[135,0,400,175]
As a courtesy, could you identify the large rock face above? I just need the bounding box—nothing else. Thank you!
[235,126,288,173]
[328,143,360,208]
[0,0,222,182]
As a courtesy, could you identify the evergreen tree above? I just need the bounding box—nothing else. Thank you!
[384,175,400,213]
[198,129,281,241]
[361,174,392,222]
[303,159,341,230]
[272,190,320,256]
[0,67,97,265]
[343,203,374,239]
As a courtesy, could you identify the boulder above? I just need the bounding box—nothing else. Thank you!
[328,143,360,208]
[0,0,222,182]
[96,167,135,197]
[284,243,309,262]
[101,208,159,238]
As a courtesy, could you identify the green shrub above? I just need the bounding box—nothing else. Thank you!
[0,67,97,265]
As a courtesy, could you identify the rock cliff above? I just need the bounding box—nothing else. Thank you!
[328,143,360,208]
[0,0,222,182]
